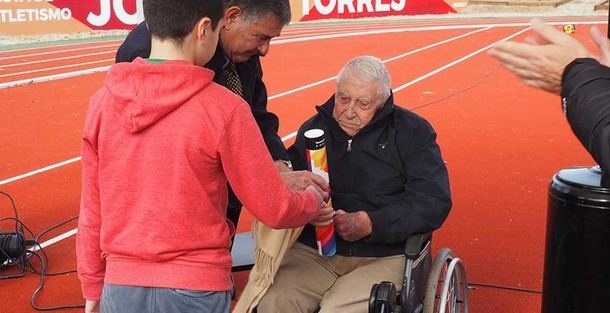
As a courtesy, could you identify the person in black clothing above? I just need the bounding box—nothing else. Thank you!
[489,18,610,174]
[256,56,452,313]
[116,0,328,228]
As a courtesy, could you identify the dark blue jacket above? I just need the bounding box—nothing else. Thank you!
[288,94,452,257]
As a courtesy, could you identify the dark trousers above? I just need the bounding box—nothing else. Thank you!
[227,188,242,248]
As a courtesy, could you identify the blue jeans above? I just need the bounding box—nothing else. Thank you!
[101,284,231,313]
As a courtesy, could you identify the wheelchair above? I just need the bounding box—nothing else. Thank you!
[368,233,469,313]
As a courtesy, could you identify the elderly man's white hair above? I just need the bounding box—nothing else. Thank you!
[336,55,392,100]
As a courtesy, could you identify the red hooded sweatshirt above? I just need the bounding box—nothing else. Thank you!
[76,58,320,300]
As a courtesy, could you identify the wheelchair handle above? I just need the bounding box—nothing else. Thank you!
[404,233,432,259]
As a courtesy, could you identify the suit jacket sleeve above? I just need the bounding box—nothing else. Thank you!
[249,59,290,161]
[115,22,152,63]
[561,58,610,174]
[287,125,309,169]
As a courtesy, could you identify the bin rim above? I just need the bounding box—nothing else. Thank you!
[553,165,610,194]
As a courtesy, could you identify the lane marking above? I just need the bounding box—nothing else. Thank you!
[269,26,490,100]
[0,59,114,79]
[0,66,110,89]
[0,43,120,62]
[0,157,82,186]
[1,27,426,89]
[0,40,122,56]
[2,19,605,90]
[32,228,78,251]
[394,27,531,92]
[272,20,605,45]
[1,50,116,68]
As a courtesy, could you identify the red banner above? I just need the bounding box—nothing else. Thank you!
[49,0,138,30]
[298,0,455,21]
[0,0,458,36]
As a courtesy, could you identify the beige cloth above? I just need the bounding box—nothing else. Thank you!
[256,243,406,313]
[232,220,304,313]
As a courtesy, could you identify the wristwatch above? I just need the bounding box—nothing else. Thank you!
[279,159,293,170]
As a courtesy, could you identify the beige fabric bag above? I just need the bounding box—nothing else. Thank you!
[233,220,304,313]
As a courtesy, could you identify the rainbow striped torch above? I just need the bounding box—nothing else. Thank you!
[304,129,336,257]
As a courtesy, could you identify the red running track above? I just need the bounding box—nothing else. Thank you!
[0,16,605,313]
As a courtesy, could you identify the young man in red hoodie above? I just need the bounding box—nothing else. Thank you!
[76,1,328,312]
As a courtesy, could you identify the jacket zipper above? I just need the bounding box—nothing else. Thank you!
[347,139,352,152]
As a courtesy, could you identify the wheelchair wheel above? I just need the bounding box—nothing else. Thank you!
[423,248,469,313]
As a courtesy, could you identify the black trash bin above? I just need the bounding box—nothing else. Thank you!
[542,166,610,313]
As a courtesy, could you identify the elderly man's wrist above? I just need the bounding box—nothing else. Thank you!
[359,211,373,235]
[274,159,293,172]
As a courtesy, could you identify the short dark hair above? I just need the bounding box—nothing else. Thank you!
[225,0,291,25]
[144,0,224,45]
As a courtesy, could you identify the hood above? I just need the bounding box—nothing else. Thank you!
[103,58,215,133]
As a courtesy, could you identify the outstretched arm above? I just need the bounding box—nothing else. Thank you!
[488,18,595,94]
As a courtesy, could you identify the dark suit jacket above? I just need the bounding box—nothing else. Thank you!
[562,58,610,175]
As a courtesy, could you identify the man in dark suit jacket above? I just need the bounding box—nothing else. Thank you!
[116,0,328,228]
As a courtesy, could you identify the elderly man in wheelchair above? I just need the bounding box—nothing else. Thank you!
[246,55,467,313]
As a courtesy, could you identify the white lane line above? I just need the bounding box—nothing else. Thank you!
[1,26,423,89]
[280,22,422,37]
[269,26,490,100]
[0,43,120,62]
[3,19,605,90]
[32,228,78,251]
[0,66,110,89]
[279,19,522,37]
[273,26,449,45]
[272,20,605,45]
[1,50,116,68]
[0,59,114,78]
[394,26,531,92]
[0,24,478,90]
[0,157,82,186]
[0,40,122,56]
[281,131,298,142]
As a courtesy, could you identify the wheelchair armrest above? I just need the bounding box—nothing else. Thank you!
[404,233,432,260]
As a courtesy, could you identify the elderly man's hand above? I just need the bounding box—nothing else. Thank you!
[279,170,330,199]
[488,18,593,94]
[333,209,372,242]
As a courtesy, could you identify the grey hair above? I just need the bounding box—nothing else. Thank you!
[336,55,391,101]
[225,0,291,25]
